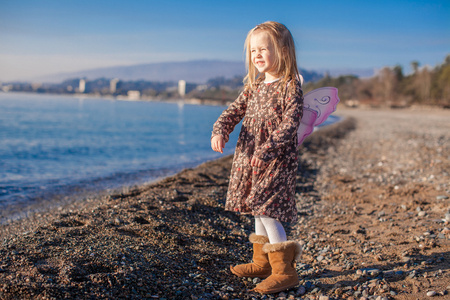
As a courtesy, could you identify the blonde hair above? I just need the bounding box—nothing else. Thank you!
[243,21,300,89]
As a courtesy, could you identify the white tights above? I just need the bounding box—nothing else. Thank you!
[254,215,287,244]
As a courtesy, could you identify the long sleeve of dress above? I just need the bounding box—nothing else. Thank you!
[254,82,303,162]
[211,91,248,143]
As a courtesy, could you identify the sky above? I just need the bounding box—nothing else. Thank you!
[0,0,449,82]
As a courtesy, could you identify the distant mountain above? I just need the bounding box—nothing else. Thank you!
[36,60,323,84]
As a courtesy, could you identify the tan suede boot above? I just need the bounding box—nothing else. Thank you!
[230,234,271,278]
[252,240,302,294]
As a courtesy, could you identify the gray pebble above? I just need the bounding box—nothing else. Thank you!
[445,213,450,222]
[436,195,449,200]
[296,286,306,296]
[426,291,437,297]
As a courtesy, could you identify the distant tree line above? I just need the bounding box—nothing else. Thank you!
[303,55,450,108]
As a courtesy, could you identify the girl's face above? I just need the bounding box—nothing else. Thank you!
[250,30,278,81]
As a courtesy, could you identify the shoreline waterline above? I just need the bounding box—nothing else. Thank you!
[0,93,239,223]
[0,116,341,226]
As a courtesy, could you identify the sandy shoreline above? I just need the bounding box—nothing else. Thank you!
[0,107,449,299]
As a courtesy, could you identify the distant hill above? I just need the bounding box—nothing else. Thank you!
[36,60,323,84]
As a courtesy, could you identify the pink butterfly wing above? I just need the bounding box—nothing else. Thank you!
[297,108,318,145]
[297,87,340,145]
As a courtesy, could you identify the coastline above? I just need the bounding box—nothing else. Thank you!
[0,91,232,106]
[4,90,449,110]
[0,107,449,299]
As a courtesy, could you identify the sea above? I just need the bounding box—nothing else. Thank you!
[0,92,338,223]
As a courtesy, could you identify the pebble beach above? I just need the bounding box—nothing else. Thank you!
[0,107,449,299]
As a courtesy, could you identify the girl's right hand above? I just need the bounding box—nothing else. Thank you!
[211,135,225,153]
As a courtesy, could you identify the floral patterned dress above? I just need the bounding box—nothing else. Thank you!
[212,78,303,223]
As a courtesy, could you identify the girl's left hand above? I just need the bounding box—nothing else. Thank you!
[251,156,267,168]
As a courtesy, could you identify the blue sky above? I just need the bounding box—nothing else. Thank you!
[0,0,449,82]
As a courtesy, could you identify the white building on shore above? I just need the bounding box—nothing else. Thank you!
[79,79,86,93]
[178,80,186,98]
[127,90,141,100]
[110,78,119,93]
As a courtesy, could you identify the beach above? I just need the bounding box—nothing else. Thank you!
[0,107,449,299]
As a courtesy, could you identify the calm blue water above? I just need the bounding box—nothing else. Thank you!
[0,92,339,223]
[0,92,240,222]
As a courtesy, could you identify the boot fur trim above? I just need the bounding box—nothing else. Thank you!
[249,233,270,244]
[262,241,303,262]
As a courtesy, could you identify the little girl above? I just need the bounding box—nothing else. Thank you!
[211,21,303,294]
